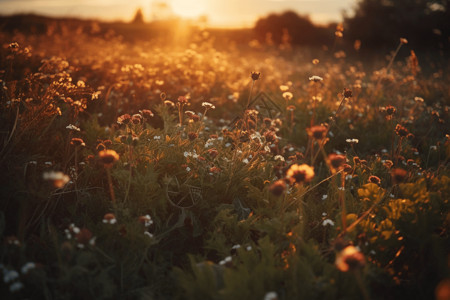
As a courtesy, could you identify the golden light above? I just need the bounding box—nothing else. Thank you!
[170,0,208,19]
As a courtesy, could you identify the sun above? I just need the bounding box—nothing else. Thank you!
[170,0,208,19]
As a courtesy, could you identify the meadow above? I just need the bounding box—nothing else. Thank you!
[0,20,449,299]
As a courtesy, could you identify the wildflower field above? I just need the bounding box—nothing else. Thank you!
[0,20,449,300]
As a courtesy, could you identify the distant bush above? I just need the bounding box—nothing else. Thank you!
[254,11,332,46]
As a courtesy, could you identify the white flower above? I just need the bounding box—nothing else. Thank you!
[274,155,285,162]
[9,281,24,293]
[202,102,215,110]
[219,256,232,265]
[346,138,359,144]
[153,136,161,140]
[4,270,19,283]
[231,244,241,250]
[322,219,335,226]
[430,145,437,150]
[309,75,323,82]
[264,291,278,300]
[184,151,190,157]
[246,245,252,251]
[144,231,154,238]
[66,124,80,131]
[242,158,249,164]
[322,195,328,200]
[186,167,191,172]
[21,262,36,274]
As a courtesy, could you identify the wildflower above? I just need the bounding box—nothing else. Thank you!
[312,59,319,65]
[307,125,327,140]
[368,175,381,185]
[286,164,315,184]
[177,96,189,104]
[264,130,277,143]
[102,213,117,224]
[279,85,289,92]
[286,105,295,111]
[144,231,154,238]
[21,262,36,274]
[400,37,408,44]
[269,180,286,196]
[164,100,175,107]
[209,166,221,174]
[140,109,154,120]
[346,138,359,144]
[66,124,80,131]
[335,245,365,272]
[98,149,119,168]
[391,168,408,183]
[117,114,131,125]
[219,256,233,266]
[251,71,260,81]
[264,291,278,300]
[395,124,409,137]
[43,171,70,188]
[309,75,323,82]
[381,160,393,170]
[188,132,198,141]
[202,102,215,110]
[3,269,19,283]
[322,219,335,226]
[414,97,424,103]
[322,194,328,200]
[343,88,353,98]
[282,91,293,101]
[274,155,285,162]
[242,158,249,164]
[70,138,85,147]
[138,215,153,227]
[9,281,24,293]
[185,110,196,117]
[207,148,218,158]
[131,114,143,124]
[385,105,396,116]
[328,153,346,171]
[76,228,95,248]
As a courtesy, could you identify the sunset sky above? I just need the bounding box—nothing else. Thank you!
[0,0,357,27]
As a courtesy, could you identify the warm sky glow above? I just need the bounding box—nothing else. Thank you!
[0,0,357,27]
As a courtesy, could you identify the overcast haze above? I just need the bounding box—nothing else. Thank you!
[0,0,357,27]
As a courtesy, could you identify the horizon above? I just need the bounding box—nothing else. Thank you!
[0,0,357,28]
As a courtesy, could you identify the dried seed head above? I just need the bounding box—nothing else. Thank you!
[251,71,261,81]
[395,124,409,137]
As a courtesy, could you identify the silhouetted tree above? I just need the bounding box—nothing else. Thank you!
[254,11,331,46]
[345,0,449,50]
[132,8,145,24]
